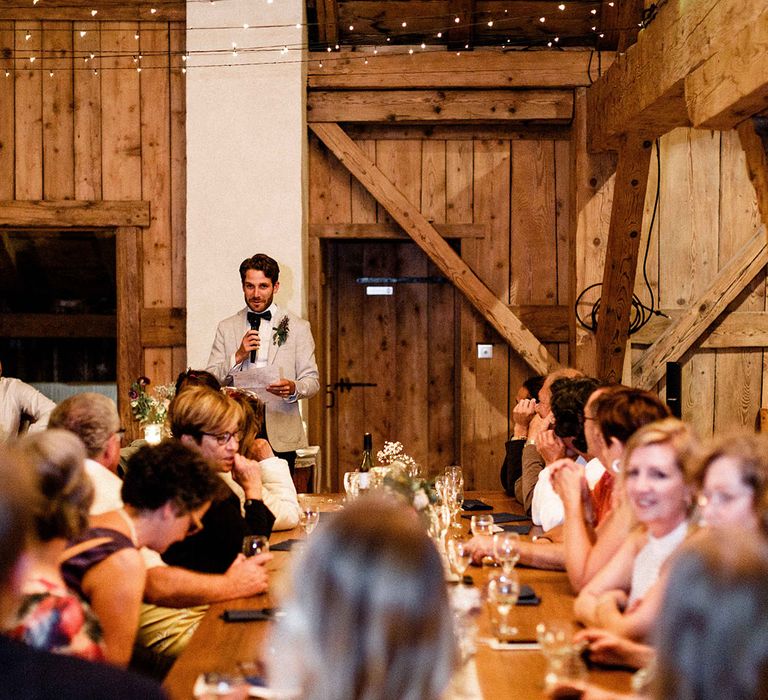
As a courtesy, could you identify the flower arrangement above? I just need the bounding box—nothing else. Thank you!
[129,377,175,426]
[273,316,290,346]
[377,441,435,513]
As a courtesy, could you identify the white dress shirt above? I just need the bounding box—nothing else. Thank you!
[0,377,56,444]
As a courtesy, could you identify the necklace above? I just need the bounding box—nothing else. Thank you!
[117,508,138,546]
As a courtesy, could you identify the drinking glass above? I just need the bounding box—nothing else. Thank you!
[486,572,520,640]
[242,535,269,557]
[343,471,359,501]
[470,513,494,537]
[536,621,588,692]
[299,507,320,536]
[446,534,472,578]
[493,531,521,574]
[434,474,448,505]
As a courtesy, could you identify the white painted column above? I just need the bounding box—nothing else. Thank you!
[186,0,306,368]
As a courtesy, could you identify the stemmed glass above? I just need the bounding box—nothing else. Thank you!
[299,507,320,536]
[444,465,464,519]
[536,621,588,691]
[446,534,472,579]
[493,531,521,574]
[470,513,494,537]
[486,572,520,640]
[242,535,269,558]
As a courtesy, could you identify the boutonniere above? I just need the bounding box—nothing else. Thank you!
[273,316,290,346]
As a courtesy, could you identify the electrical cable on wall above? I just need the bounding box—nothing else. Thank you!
[575,138,669,335]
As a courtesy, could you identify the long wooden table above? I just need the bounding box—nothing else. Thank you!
[163,492,633,699]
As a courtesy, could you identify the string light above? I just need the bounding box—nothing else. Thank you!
[487,20,493,27]
[4,70,9,77]
[25,30,31,41]
[79,30,87,38]
[136,66,141,72]
[420,42,426,49]
[408,48,413,54]
[243,23,249,29]
[591,8,597,14]
[135,32,140,40]
[150,7,157,14]
[29,55,36,63]
[348,25,354,31]
[539,16,546,23]
[436,32,442,38]
[48,70,54,77]
[454,16,460,23]
[558,3,565,9]
[401,21,407,27]
[90,9,97,16]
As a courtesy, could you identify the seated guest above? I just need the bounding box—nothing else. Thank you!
[163,386,298,574]
[49,392,271,665]
[514,368,583,513]
[224,387,301,529]
[574,419,695,641]
[267,497,457,700]
[0,448,166,698]
[500,375,544,495]
[692,432,768,531]
[6,431,105,660]
[0,359,56,444]
[61,441,219,667]
[554,530,768,700]
[175,368,221,394]
[531,376,604,531]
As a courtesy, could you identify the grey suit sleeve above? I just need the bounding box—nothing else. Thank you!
[205,322,234,383]
[292,318,320,400]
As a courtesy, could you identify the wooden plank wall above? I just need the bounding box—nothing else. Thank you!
[0,19,186,427]
[629,128,764,437]
[310,129,570,488]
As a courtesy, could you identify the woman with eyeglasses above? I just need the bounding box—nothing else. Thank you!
[59,441,219,667]
[161,385,294,574]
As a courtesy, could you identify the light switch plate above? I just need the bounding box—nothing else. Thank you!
[477,343,493,359]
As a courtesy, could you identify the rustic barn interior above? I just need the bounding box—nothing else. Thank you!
[1,0,767,491]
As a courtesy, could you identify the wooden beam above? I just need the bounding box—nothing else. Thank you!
[633,228,768,389]
[587,0,768,150]
[309,122,561,375]
[631,311,768,348]
[0,1,184,21]
[0,313,115,338]
[685,8,768,130]
[315,0,339,48]
[309,223,486,239]
[307,89,573,124]
[595,136,653,382]
[308,50,614,90]
[140,307,186,347]
[0,200,150,227]
[341,124,571,141]
[510,305,569,343]
[446,0,475,51]
[738,117,768,226]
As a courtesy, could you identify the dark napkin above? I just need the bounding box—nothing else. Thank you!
[269,538,302,552]
[461,511,528,523]
[500,524,532,535]
[461,499,493,511]
[517,583,541,606]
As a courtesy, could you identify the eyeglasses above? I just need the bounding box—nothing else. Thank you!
[202,431,242,446]
[697,490,752,509]
[186,511,205,537]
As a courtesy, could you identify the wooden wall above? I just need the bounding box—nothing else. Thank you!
[629,128,765,438]
[309,127,571,488]
[0,17,185,431]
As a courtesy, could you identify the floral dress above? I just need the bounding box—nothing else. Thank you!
[8,576,106,662]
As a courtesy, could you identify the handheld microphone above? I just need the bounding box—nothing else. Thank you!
[249,315,261,364]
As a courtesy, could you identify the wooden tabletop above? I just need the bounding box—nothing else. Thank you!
[163,492,633,699]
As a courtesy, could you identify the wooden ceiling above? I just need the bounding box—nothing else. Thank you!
[307,0,643,52]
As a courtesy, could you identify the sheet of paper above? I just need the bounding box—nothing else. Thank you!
[231,365,283,404]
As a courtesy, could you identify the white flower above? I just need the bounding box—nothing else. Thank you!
[413,489,429,511]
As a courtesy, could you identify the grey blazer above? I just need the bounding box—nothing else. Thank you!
[206,306,320,452]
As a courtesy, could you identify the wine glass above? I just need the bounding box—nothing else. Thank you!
[242,535,270,557]
[486,572,520,640]
[446,534,472,579]
[470,513,494,537]
[493,531,521,574]
[536,621,588,692]
[299,507,320,536]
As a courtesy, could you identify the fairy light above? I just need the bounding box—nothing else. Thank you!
[364,58,368,64]
[89,52,95,59]
[436,32,442,38]
[608,1,614,5]
[373,47,378,54]
[318,61,323,67]
[25,30,31,41]
[326,46,331,52]
[32,0,39,4]
[401,21,407,27]
[243,23,249,29]
[554,36,560,42]
[150,7,157,14]
[454,16,460,23]
[135,32,140,40]
[29,55,36,63]
[136,66,141,72]
[591,8,597,14]
[295,23,301,29]
[348,24,354,30]
[90,9,97,16]
[539,16,546,23]
[591,25,597,31]
[420,42,426,49]
[181,54,188,62]
[599,32,605,38]
[79,30,87,38]
[48,70,53,77]
[4,69,10,77]
[93,69,98,76]
[558,3,565,9]
[487,20,493,27]
[408,48,413,54]
[547,41,552,47]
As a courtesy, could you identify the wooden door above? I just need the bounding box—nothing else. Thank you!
[327,239,459,486]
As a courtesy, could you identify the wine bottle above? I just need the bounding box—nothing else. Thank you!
[358,432,373,491]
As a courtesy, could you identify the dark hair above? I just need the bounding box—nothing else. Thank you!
[239,253,280,285]
[551,377,601,454]
[522,376,544,402]
[223,389,265,457]
[175,368,221,395]
[121,440,221,514]
[595,387,670,447]
[653,530,768,700]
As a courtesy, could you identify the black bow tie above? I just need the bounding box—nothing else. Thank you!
[247,310,272,326]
